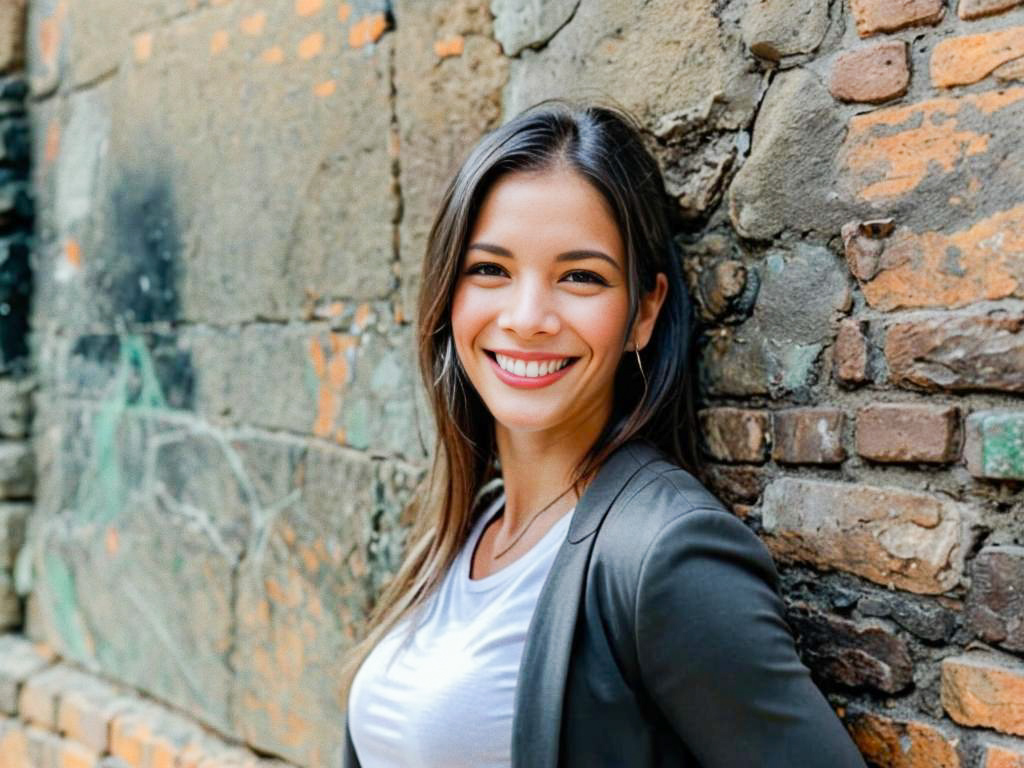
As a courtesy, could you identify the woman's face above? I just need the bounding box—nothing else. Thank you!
[450,167,666,441]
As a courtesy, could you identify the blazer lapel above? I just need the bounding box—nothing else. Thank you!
[511,440,661,768]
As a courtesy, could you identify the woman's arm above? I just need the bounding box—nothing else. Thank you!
[634,507,868,768]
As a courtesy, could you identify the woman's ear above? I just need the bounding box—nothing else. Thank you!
[631,272,669,351]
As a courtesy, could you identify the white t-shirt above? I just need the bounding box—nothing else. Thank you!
[347,494,574,767]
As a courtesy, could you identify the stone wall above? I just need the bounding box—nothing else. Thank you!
[0,0,1021,767]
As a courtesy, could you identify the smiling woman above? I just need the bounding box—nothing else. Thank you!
[338,100,867,768]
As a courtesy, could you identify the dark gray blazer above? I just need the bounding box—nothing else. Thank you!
[342,439,867,767]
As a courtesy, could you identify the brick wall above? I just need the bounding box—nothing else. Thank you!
[2,0,1021,766]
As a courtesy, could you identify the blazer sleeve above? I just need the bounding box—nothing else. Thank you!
[634,507,867,768]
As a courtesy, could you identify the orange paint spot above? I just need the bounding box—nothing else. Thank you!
[349,12,388,48]
[133,32,153,62]
[309,337,326,378]
[43,119,60,166]
[280,522,297,545]
[313,79,336,97]
[326,300,344,317]
[261,45,285,63]
[300,544,319,572]
[314,385,335,437]
[240,12,266,36]
[931,26,1024,88]
[296,0,324,16]
[334,427,346,444]
[64,238,82,268]
[298,31,324,59]
[311,333,356,438]
[210,29,230,55]
[338,2,352,22]
[841,88,1024,201]
[105,527,119,555]
[393,302,405,324]
[860,203,1024,310]
[433,35,464,58]
[353,302,371,329]
[265,577,287,604]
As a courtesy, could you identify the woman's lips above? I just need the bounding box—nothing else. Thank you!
[485,351,578,389]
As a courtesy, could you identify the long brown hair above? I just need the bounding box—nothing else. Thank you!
[338,98,703,706]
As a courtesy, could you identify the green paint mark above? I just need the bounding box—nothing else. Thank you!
[345,398,371,450]
[76,334,170,525]
[44,553,91,662]
[981,412,1024,479]
[778,342,821,392]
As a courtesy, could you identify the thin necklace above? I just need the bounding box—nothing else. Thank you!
[493,484,575,559]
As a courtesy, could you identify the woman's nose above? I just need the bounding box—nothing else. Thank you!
[497,278,560,338]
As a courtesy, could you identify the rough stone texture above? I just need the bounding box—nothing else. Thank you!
[857,591,958,643]
[703,464,767,505]
[845,711,963,768]
[959,0,1024,16]
[932,27,1024,87]
[393,0,507,320]
[729,68,850,240]
[0,378,32,438]
[885,312,1024,393]
[942,651,1024,737]
[965,410,1024,480]
[740,0,830,61]
[771,407,845,465]
[761,477,973,594]
[0,442,31,499]
[834,318,869,386]
[855,403,961,463]
[995,56,1024,81]
[0,0,26,74]
[491,0,579,56]
[701,246,851,399]
[830,41,909,103]
[985,742,1024,768]
[0,502,28,570]
[697,407,770,463]
[787,602,913,694]
[0,634,55,715]
[850,0,945,37]
[966,546,1024,652]
[25,0,68,97]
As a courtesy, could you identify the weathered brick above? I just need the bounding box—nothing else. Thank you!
[984,741,1024,768]
[772,408,845,464]
[858,591,958,643]
[932,27,1024,87]
[942,651,1024,736]
[966,546,1024,652]
[834,318,869,385]
[960,0,1024,17]
[965,410,1024,480]
[846,711,962,768]
[0,442,32,499]
[886,312,1024,393]
[761,478,972,594]
[58,739,101,768]
[57,680,132,755]
[0,0,26,73]
[830,41,909,103]
[0,716,31,766]
[841,88,1024,205]
[787,602,913,693]
[0,634,55,715]
[19,663,79,730]
[698,407,770,463]
[0,378,32,438]
[741,0,830,60]
[850,0,945,37]
[704,464,767,504]
[856,403,961,463]
[0,502,29,569]
[996,57,1024,82]
[25,722,63,767]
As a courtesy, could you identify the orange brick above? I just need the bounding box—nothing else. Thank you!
[985,741,1024,768]
[850,0,944,36]
[959,0,1024,20]
[58,688,133,754]
[932,26,1024,87]
[58,739,99,768]
[942,651,1024,736]
[846,710,962,768]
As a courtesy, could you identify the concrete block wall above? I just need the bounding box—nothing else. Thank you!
[0,0,1019,766]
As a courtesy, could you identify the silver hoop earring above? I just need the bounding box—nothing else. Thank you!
[634,343,648,403]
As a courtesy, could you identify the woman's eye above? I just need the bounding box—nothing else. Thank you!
[563,270,608,286]
[466,263,506,277]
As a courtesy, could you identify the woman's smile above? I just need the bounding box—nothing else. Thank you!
[485,349,580,388]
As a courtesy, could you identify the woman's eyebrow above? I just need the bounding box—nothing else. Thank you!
[467,241,622,273]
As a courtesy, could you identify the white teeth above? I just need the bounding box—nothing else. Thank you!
[494,353,571,378]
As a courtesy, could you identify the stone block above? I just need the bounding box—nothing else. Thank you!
[0,0,26,74]
[787,602,913,693]
[830,41,909,103]
[845,711,962,768]
[959,0,1024,16]
[492,0,578,56]
[761,477,973,594]
[850,0,945,37]
[741,0,830,60]
[942,651,1024,736]
[771,407,845,464]
[0,378,33,438]
[26,0,69,97]
[856,403,961,463]
[834,318,869,386]
[697,407,770,463]
[996,57,1024,81]
[965,410,1024,480]
[932,27,1024,87]
[728,68,850,240]
[0,634,55,715]
[701,246,851,399]
[0,571,18,630]
[0,442,31,499]
[58,740,101,768]
[857,591,957,643]
[393,0,507,320]
[966,546,1024,652]
[0,502,30,569]
[984,742,1024,768]
[703,464,767,504]
[886,312,1024,393]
